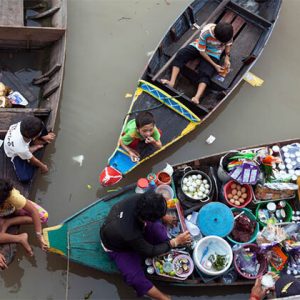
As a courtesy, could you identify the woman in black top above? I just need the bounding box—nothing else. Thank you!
[100,191,191,300]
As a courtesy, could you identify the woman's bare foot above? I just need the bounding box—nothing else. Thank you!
[191,97,200,105]
[18,233,33,256]
[161,79,175,88]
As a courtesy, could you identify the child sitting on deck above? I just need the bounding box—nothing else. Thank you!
[0,179,48,260]
[4,116,56,182]
[161,22,233,105]
[120,111,162,162]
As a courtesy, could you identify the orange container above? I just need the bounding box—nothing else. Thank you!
[223,180,253,208]
[156,171,171,185]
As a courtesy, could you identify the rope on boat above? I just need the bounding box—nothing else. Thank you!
[65,231,70,300]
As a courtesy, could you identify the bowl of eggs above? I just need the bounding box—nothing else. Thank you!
[223,180,253,208]
[180,169,212,203]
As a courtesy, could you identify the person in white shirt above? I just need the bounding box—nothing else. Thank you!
[4,116,55,182]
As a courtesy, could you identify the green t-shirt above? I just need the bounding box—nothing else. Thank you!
[121,119,160,146]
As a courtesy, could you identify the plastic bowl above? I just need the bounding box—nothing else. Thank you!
[173,254,194,278]
[193,236,233,276]
[223,180,253,208]
[155,184,174,200]
[255,201,292,227]
[234,243,267,279]
[227,208,259,245]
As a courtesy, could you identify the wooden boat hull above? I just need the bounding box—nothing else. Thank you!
[45,138,300,287]
[99,0,282,186]
[0,0,67,264]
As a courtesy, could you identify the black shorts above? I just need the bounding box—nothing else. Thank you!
[173,45,219,85]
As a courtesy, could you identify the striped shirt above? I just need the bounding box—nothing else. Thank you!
[191,23,232,60]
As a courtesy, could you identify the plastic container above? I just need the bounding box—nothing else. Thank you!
[155,184,174,200]
[156,171,171,185]
[234,244,267,279]
[255,201,293,227]
[223,180,253,208]
[135,178,149,193]
[227,208,259,245]
[193,236,233,276]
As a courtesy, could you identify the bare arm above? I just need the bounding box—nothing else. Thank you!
[29,156,48,173]
[119,139,140,162]
[224,45,231,68]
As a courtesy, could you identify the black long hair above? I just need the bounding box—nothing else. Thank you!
[135,190,167,222]
[0,179,13,205]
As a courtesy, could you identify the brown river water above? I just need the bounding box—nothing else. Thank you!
[1,0,299,299]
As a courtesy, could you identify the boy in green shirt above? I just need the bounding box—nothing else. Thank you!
[120,112,162,162]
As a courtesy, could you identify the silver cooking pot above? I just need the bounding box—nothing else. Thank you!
[180,167,213,203]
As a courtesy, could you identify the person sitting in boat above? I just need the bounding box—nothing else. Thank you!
[161,22,233,105]
[120,111,162,162]
[249,274,300,299]
[100,190,191,300]
[4,116,56,182]
[0,178,48,257]
[0,252,7,269]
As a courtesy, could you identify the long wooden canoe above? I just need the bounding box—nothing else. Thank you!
[44,138,300,289]
[99,0,282,186]
[0,0,67,265]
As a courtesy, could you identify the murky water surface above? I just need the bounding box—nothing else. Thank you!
[1,0,299,299]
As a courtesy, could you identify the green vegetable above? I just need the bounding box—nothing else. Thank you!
[213,255,227,271]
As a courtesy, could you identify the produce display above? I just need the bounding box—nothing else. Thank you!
[140,142,300,286]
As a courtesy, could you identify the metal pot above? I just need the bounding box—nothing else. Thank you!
[180,167,212,203]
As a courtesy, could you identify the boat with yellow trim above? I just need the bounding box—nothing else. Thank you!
[99,0,282,186]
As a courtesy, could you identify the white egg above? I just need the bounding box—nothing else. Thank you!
[192,175,197,179]
[197,174,202,179]
[183,178,188,184]
[203,179,208,184]
[186,181,191,187]
[182,186,188,192]
[192,182,197,188]
[189,186,195,192]
[205,184,210,189]
[195,179,201,185]
[205,189,210,194]
[200,186,205,192]
[199,191,203,197]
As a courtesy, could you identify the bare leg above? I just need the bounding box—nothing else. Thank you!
[0,216,33,233]
[161,66,180,88]
[191,82,207,105]
[0,232,33,256]
[147,286,170,300]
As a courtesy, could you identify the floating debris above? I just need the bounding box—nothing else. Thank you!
[125,93,132,98]
[72,155,84,167]
[243,72,264,87]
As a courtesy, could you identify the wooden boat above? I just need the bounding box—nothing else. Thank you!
[99,0,282,186]
[0,0,67,264]
[44,138,300,288]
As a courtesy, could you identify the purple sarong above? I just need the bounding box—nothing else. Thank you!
[108,220,168,297]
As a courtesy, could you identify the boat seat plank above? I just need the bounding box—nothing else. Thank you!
[0,0,24,26]
[210,22,263,90]
[0,109,51,137]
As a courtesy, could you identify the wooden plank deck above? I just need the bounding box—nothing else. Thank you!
[0,0,24,26]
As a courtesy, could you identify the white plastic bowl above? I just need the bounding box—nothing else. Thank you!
[193,236,233,276]
[155,184,174,200]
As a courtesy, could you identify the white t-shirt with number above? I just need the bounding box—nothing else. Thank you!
[4,122,33,160]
